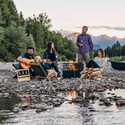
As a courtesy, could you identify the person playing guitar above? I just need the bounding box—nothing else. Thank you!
[17,47,35,69]
[16,47,52,78]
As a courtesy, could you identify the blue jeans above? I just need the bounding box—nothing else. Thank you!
[40,63,51,75]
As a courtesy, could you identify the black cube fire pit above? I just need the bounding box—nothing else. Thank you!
[62,62,84,79]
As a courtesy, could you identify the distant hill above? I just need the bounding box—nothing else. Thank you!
[56,29,125,50]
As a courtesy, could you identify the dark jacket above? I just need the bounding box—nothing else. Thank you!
[43,50,57,60]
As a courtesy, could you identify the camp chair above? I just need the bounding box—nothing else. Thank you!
[12,63,21,70]
[30,63,57,81]
[12,63,21,79]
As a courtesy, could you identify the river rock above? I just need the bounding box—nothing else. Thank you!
[116,99,125,106]
[36,106,47,113]
[95,85,104,92]
[72,96,83,103]
[103,99,112,106]
[29,105,35,109]
[13,107,20,113]
[53,102,61,107]
[60,85,69,91]
[89,93,99,100]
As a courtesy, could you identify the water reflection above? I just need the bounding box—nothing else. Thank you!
[69,91,76,98]
[0,89,125,125]
[0,97,19,124]
[59,91,77,100]
[91,89,125,125]
[4,91,92,125]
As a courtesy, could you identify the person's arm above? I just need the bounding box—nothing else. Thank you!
[54,50,58,58]
[100,58,108,67]
[89,36,94,54]
[17,57,30,65]
[43,51,48,59]
[76,35,82,47]
[17,54,29,65]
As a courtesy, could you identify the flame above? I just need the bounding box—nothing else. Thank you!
[68,60,76,71]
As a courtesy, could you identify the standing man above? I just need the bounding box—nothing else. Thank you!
[76,26,94,64]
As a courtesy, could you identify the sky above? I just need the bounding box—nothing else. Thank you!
[13,0,125,38]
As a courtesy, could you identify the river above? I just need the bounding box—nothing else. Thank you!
[0,89,125,125]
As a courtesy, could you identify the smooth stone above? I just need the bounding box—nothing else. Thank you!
[104,99,112,106]
[116,100,125,106]
[72,96,83,103]
[36,106,47,113]
[53,102,61,107]
[13,107,20,113]
[29,105,35,109]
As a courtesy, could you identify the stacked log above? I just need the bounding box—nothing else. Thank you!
[81,68,102,80]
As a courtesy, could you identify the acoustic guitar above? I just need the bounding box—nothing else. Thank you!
[20,58,34,69]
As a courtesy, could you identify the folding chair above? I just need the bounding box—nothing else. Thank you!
[12,63,21,70]
[30,63,57,81]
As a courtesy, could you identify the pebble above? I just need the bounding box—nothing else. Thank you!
[13,107,20,113]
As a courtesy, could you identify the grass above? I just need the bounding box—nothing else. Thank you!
[109,56,125,61]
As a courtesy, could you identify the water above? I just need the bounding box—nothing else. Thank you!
[90,89,125,125]
[0,97,20,124]
[0,89,125,125]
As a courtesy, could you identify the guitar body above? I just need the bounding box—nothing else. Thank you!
[20,58,34,69]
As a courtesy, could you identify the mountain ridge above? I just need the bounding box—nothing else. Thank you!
[55,29,125,49]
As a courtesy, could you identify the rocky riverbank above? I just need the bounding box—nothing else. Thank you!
[0,62,125,114]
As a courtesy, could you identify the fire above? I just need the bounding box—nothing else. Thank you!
[68,60,76,71]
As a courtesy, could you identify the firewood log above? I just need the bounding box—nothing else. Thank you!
[91,70,101,76]
[81,68,102,80]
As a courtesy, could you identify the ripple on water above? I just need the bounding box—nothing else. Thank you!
[0,89,125,125]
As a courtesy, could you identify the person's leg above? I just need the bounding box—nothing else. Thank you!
[51,61,61,77]
[83,52,90,64]
[80,60,92,74]
[86,60,100,68]
[51,61,59,73]
[29,67,36,77]
[80,67,88,74]
[40,63,48,75]
[86,60,94,68]
[80,60,100,74]
[78,53,84,63]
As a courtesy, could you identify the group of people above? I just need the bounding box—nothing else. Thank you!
[17,26,108,78]
[17,42,61,77]
[76,26,108,74]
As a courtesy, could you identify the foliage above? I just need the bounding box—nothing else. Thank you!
[0,0,77,62]
[109,56,125,61]
[105,41,125,57]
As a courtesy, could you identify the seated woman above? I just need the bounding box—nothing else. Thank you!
[43,41,61,77]
[81,48,108,74]
[34,56,51,75]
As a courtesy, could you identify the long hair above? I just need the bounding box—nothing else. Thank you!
[46,41,55,53]
[98,48,105,58]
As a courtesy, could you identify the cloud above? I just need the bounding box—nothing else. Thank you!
[75,26,125,31]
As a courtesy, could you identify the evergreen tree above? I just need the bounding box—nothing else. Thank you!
[0,0,77,61]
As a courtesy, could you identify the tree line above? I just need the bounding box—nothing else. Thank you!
[93,41,125,60]
[0,0,77,62]
[105,41,125,57]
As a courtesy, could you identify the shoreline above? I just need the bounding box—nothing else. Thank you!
[0,62,125,114]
